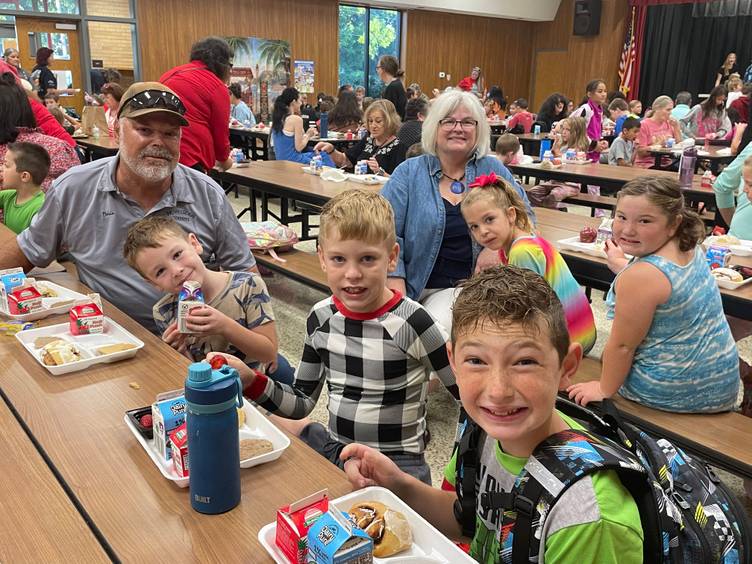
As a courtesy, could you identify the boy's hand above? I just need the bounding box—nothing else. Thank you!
[566,381,607,406]
[205,352,256,386]
[340,444,404,490]
[162,321,186,351]
[185,305,231,336]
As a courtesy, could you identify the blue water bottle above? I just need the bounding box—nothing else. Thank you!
[319,111,328,139]
[185,362,243,514]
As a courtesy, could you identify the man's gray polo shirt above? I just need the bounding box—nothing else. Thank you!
[19,157,254,332]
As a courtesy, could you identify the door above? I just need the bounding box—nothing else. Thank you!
[14,17,84,113]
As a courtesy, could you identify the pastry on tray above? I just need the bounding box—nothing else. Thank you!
[348,501,413,557]
[41,341,82,365]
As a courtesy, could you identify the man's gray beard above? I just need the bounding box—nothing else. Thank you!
[120,148,177,182]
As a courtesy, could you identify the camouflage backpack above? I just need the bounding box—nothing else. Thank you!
[455,397,751,563]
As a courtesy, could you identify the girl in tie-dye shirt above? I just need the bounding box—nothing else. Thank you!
[461,173,596,354]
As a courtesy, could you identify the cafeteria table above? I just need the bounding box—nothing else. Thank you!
[0,263,351,562]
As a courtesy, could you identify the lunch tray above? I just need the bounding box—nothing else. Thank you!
[0,281,89,321]
[15,317,144,375]
[125,401,290,488]
[258,486,476,563]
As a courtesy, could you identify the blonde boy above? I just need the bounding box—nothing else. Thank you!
[123,216,286,379]
[494,133,521,165]
[340,266,643,563]
[212,190,458,484]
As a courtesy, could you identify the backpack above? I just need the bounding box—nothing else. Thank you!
[241,220,298,262]
[454,397,751,564]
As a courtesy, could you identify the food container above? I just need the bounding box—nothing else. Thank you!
[15,317,144,375]
[259,486,476,563]
[0,280,89,322]
[124,400,291,488]
[125,406,154,440]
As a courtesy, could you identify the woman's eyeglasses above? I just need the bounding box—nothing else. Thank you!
[124,90,187,115]
[439,118,478,131]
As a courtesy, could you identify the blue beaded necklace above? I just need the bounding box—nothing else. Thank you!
[442,172,466,194]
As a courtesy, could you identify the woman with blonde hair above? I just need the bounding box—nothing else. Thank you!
[314,99,406,175]
[379,89,532,331]
[634,95,683,168]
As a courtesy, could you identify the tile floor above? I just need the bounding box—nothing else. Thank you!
[229,190,752,515]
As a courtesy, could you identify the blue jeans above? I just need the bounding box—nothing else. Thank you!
[267,354,295,385]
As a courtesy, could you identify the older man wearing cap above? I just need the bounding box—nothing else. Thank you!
[0,81,255,332]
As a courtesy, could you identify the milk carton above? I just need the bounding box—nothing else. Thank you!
[0,268,27,314]
[276,490,330,564]
[151,394,186,461]
[169,422,189,478]
[69,303,104,335]
[7,286,43,315]
[177,300,203,333]
[307,509,373,564]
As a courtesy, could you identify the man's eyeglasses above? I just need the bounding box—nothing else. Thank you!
[123,90,187,115]
[439,118,478,131]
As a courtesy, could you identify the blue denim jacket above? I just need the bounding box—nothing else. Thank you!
[381,153,534,300]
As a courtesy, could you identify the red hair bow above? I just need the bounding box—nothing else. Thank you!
[468,172,498,189]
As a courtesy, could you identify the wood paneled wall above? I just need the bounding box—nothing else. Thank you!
[135,0,339,95]
[404,10,535,103]
[530,0,629,110]
[134,0,626,112]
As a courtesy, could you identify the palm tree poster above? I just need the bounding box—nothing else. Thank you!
[225,36,291,122]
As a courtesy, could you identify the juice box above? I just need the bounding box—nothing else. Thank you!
[307,509,373,564]
[169,422,189,478]
[177,300,203,334]
[69,303,104,335]
[7,286,43,315]
[276,490,330,564]
[151,395,186,461]
[706,245,732,270]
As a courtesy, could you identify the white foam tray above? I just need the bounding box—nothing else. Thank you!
[125,401,290,488]
[258,486,475,564]
[704,236,752,257]
[713,273,752,290]
[557,236,608,258]
[15,317,144,375]
[0,281,89,321]
[345,173,388,185]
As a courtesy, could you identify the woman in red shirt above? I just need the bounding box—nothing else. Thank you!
[160,36,233,173]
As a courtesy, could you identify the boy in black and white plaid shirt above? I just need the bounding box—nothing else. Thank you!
[211,189,459,484]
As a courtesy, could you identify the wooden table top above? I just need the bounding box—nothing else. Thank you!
[0,267,351,562]
[222,160,381,204]
[75,135,119,152]
[0,398,110,562]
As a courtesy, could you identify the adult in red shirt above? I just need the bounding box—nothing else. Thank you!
[0,60,75,148]
[730,91,749,124]
[160,36,232,172]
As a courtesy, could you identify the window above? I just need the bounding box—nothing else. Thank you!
[0,0,79,15]
[30,32,71,60]
[338,5,401,97]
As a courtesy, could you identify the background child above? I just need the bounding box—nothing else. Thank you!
[573,80,609,214]
[607,98,630,135]
[494,133,521,165]
[123,215,292,382]
[506,97,533,134]
[340,266,643,563]
[629,99,643,117]
[0,142,48,234]
[568,176,739,412]
[43,93,80,132]
[461,173,596,355]
[608,117,640,167]
[211,190,459,484]
[552,115,590,157]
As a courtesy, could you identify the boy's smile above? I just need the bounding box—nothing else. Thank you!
[318,233,399,314]
[448,322,579,457]
[136,233,206,294]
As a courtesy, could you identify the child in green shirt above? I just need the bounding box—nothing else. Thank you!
[340,265,644,563]
[0,142,49,234]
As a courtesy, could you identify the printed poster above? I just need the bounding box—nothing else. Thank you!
[294,60,314,94]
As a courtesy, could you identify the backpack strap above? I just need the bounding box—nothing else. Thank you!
[453,416,485,538]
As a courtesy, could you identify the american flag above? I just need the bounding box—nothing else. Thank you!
[619,6,637,95]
